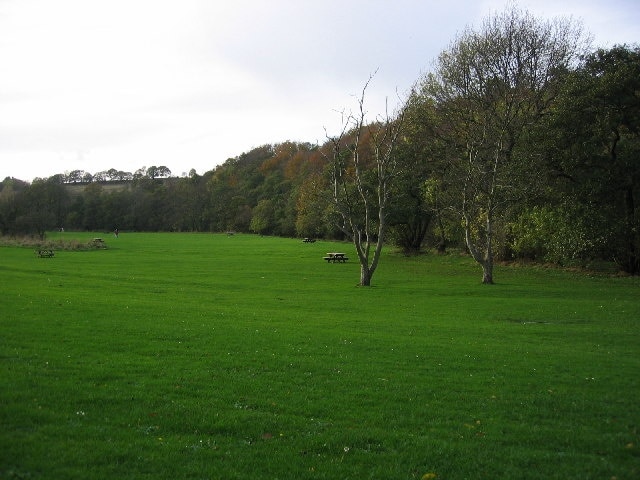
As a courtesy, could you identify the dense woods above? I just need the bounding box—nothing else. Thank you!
[1,8,638,277]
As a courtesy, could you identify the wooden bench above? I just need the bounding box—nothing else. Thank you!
[36,249,55,258]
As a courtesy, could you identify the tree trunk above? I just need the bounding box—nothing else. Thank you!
[481,259,494,284]
[483,213,495,284]
[360,264,372,286]
[623,185,639,275]
[464,214,495,284]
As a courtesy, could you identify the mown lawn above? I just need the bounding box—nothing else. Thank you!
[1,232,639,479]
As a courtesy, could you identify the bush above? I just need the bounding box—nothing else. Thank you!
[509,206,608,265]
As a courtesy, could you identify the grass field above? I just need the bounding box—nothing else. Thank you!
[1,232,639,479]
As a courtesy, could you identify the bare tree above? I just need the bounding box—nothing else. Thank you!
[324,76,406,286]
[419,5,589,283]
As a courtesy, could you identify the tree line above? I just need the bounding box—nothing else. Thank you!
[1,6,638,281]
[60,165,174,183]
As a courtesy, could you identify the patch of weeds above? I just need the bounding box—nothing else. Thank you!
[0,234,106,251]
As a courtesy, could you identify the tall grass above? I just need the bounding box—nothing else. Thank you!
[1,232,638,479]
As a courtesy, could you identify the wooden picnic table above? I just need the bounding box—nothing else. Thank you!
[323,252,349,263]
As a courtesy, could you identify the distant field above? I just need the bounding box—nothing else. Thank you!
[1,232,639,479]
[63,181,131,197]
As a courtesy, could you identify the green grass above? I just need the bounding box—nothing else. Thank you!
[1,232,639,479]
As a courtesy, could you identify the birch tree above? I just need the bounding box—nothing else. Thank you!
[418,5,588,283]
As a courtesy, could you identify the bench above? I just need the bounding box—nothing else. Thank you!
[36,249,55,258]
[302,237,316,243]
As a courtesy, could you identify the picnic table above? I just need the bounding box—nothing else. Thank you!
[323,252,349,263]
[90,237,106,247]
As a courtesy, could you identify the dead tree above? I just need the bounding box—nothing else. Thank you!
[324,76,406,286]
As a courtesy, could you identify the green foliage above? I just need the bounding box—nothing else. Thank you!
[508,206,609,265]
[538,45,640,274]
[294,175,332,238]
[250,199,275,235]
[1,233,639,479]
[11,177,70,238]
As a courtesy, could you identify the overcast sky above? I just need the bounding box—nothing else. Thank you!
[1,0,638,182]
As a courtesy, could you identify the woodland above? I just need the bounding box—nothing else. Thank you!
[1,7,639,279]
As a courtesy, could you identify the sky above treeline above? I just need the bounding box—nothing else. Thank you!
[1,0,638,182]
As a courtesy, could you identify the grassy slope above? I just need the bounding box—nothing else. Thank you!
[1,232,639,479]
